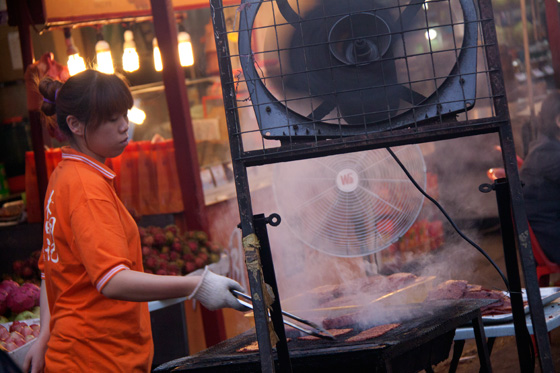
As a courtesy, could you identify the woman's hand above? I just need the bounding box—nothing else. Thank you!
[24,280,50,373]
[23,333,49,373]
[188,267,248,311]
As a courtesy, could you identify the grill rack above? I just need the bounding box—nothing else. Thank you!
[155,300,494,372]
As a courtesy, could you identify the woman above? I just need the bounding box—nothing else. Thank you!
[519,91,560,264]
[23,70,246,372]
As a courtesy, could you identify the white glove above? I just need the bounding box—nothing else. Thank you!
[188,267,248,311]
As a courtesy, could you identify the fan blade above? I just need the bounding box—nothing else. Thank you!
[307,100,337,121]
[276,0,302,25]
[389,84,427,105]
[397,0,426,26]
[347,192,377,255]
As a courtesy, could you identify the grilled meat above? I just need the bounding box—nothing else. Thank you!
[346,323,401,342]
[426,279,512,315]
[297,328,353,341]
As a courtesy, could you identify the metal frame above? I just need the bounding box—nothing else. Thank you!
[210,0,554,371]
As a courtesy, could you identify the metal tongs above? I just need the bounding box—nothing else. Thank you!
[232,289,335,340]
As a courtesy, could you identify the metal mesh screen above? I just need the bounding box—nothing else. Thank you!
[211,0,504,164]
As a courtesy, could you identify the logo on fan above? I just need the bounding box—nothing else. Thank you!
[336,169,359,193]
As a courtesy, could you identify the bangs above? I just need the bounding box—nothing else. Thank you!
[89,73,133,128]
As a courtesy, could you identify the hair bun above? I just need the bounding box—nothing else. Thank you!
[39,77,62,116]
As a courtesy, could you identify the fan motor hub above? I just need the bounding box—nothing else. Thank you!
[329,13,391,66]
[336,168,360,193]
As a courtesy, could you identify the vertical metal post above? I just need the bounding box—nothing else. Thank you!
[471,313,492,373]
[210,0,275,371]
[254,214,293,373]
[492,178,534,371]
[479,0,553,368]
[498,124,553,371]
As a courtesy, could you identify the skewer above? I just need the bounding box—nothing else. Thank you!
[232,290,335,340]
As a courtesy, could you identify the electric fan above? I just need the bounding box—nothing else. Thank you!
[237,0,479,140]
[273,145,426,257]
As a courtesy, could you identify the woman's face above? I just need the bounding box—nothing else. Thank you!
[84,112,130,163]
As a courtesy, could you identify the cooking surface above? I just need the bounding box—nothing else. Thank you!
[155,299,494,372]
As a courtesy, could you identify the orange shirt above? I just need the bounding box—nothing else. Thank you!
[38,146,153,372]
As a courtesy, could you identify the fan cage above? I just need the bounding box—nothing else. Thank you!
[272,145,427,257]
[211,0,505,165]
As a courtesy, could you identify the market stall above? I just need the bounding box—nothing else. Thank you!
[2,0,254,365]
[1,0,560,371]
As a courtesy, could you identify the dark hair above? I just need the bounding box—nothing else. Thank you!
[538,91,560,138]
[39,70,133,139]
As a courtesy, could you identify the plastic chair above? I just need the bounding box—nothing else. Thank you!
[486,154,560,286]
[528,224,560,286]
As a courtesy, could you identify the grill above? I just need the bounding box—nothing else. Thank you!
[201,0,555,370]
[154,299,493,372]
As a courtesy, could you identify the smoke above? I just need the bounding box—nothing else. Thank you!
[425,134,502,222]
[243,133,506,327]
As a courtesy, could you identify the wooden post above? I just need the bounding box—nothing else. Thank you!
[544,0,560,88]
[16,0,48,218]
[150,0,209,233]
[520,0,535,119]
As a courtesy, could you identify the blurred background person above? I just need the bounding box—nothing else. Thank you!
[519,91,560,264]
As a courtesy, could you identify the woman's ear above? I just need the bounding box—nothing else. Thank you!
[66,116,84,136]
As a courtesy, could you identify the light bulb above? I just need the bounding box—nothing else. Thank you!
[95,39,114,74]
[425,29,438,41]
[153,38,163,72]
[67,54,86,76]
[64,28,86,76]
[128,106,146,125]
[122,30,139,72]
[178,31,194,67]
